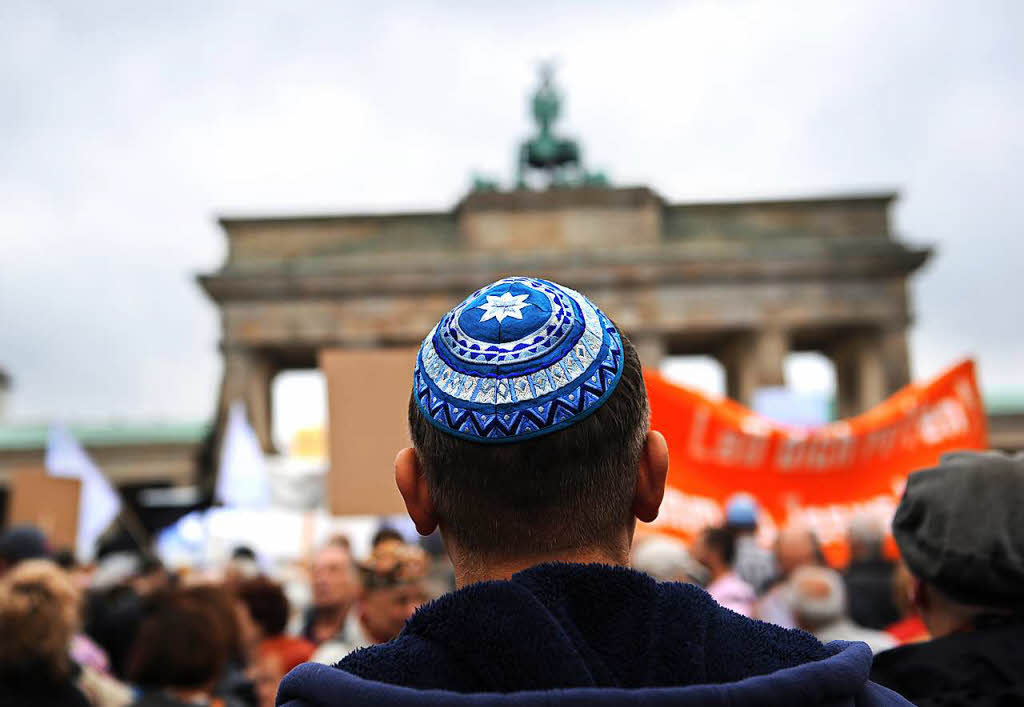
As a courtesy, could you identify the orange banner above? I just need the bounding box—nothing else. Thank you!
[643,359,988,565]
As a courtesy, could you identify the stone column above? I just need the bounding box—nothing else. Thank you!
[754,327,788,388]
[632,334,666,371]
[880,325,911,394]
[217,347,276,453]
[718,335,756,407]
[717,328,789,407]
[830,329,886,419]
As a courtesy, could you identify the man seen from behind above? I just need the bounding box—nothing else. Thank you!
[279,276,909,706]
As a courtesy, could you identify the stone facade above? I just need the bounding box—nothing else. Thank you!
[199,187,930,451]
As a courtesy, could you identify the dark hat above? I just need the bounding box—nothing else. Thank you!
[892,450,1024,609]
[725,493,759,528]
[0,525,49,565]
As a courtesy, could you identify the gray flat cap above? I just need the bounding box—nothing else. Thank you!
[892,450,1024,609]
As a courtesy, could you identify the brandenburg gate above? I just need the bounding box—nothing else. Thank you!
[199,71,929,451]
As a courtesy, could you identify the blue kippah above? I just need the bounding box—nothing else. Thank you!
[413,276,625,443]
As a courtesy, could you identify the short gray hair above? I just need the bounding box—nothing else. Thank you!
[632,535,709,586]
[788,565,846,627]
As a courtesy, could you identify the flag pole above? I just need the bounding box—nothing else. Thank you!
[115,502,151,555]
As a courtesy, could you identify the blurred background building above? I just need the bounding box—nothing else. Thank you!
[201,186,926,452]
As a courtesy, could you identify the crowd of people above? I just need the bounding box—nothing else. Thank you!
[0,525,447,707]
[633,500,903,654]
[3,276,1022,706]
[5,470,1021,707]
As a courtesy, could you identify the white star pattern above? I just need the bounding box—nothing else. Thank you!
[476,291,534,323]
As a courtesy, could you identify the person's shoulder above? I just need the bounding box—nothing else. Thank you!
[336,632,464,691]
[637,570,833,682]
[870,640,918,676]
[870,629,1015,695]
[700,595,833,682]
[871,631,967,678]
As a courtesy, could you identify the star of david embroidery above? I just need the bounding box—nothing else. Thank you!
[476,292,533,323]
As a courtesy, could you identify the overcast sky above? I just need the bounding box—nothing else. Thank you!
[3,0,1023,433]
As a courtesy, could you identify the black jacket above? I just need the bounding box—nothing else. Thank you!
[0,673,91,707]
[871,618,1024,706]
[843,558,901,630]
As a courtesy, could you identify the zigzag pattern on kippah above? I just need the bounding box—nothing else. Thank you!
[416,323,622,442]
[413,276,626,443]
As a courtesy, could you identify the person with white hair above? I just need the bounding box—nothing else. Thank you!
[630,534,709,586]
[755,524,826,627]
[789,565,895,654]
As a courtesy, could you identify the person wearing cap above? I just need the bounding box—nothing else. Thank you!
[724,493,777,594]
[279,277,909,706]
[870,451,1024,706]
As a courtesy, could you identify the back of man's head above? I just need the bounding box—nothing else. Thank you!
[893,450,1024,634]
[406,277,652,562]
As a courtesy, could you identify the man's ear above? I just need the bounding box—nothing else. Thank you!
[632,430,669,523]
[395,447,438,536]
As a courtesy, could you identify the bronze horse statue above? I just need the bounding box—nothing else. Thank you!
[517,66,583,187]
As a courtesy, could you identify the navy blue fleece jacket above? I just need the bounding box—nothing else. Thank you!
[278,563,909,706]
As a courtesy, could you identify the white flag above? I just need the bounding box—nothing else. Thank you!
[216,401,271,508]
[45,423,122,562]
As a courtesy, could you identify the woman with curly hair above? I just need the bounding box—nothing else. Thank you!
[0,559,92,706]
